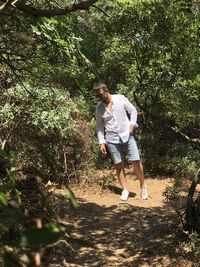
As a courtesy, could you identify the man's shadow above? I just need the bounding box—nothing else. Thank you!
[104,185,136,198]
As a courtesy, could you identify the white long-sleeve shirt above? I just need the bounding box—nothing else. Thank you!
[95,94,138,144]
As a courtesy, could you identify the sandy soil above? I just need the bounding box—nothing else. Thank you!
[43,171,194,267]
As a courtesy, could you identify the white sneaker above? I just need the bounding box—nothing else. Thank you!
[120,189,129,201]
[141,185,148,200]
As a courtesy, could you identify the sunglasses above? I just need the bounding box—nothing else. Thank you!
[95,90,108,99]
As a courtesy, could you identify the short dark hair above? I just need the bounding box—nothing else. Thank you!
[93,83,109,93]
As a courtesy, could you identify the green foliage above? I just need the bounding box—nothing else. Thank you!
[1,1,200,264]
[0,81,94,186]
[165,76,200,129]
[90,0,200,132]
[30,16,91,86]
[1,9,93,98]
[73,95,91,118]
[1,84,77,179]
[4,84,78,136]
[0,149,85,266]
[143,137,199,177]
[0,150,62,263]
[184,231,200,266]
[0,150,21,207]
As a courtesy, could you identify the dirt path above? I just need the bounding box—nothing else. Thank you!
[44,174,193,267]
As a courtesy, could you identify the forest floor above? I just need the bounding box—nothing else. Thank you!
[43,168,194,267]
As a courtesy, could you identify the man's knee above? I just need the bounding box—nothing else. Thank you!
[132,160,140,165]
[114,162,124,170]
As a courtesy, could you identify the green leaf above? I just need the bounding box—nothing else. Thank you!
[43,223,65,233]
[14,224,65,247]
[67,186,78,208]
[0,192,8,206]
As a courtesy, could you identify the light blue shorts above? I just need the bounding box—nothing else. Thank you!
[106,135,140,165]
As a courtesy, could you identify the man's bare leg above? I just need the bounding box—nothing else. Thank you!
[115,163,129,201]
[132,160,145,187]
[132,160,148,199]
[115,163,127,189]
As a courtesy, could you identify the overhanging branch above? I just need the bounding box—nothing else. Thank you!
[3,0,99,17]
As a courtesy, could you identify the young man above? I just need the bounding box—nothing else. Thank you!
[94,83,148,201]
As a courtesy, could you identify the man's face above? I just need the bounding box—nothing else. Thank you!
[96,88,110,104]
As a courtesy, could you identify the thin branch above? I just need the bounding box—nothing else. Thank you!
[0,0,10,11]
[0,139,7,149]
[170,126,200,145]
[92,4,110,17]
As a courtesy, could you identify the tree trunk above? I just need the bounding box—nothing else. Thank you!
[185,169,200,232]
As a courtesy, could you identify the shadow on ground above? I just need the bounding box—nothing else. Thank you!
[43,191,193,267]
[103,184,136,198]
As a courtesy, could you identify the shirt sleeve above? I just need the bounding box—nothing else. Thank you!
[123,96,138,127]
[95,107,106,144]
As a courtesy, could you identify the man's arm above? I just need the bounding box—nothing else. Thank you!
[95,108,107,154]
[123,96,138,131]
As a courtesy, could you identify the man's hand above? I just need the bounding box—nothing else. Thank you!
[129,125,134,133]
[129,123,138,133]
[99,144,107,154]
